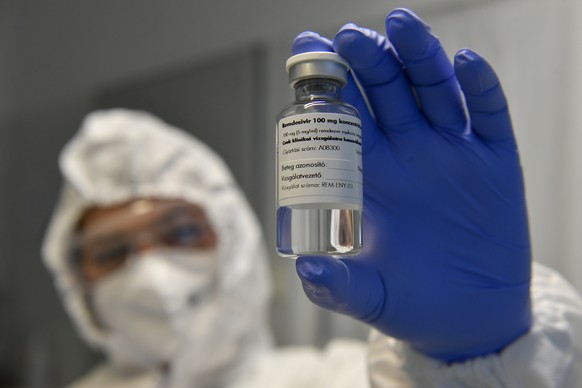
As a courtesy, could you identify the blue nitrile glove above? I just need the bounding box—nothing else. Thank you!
[294,8,532,362]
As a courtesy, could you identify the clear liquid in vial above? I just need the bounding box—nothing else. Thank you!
[277,205,362,256]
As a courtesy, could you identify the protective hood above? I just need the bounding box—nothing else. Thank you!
[41,109,272,373]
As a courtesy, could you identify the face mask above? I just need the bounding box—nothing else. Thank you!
[91,248,219,368]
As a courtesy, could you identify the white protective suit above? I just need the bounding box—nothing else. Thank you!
[41,108,367,388]
[42,109,582,388]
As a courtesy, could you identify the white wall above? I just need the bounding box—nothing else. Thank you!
[561,1,582,289]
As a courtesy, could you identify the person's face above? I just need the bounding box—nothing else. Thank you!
[74,198,218,285]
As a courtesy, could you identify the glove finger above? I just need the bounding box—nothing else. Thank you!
[386,9,467,133]
[291,31,334,54]
[296,255,385,323]
[454,49,515,144]
[342,72,383,153]
[333,23,421,133]
[290,31,381,152]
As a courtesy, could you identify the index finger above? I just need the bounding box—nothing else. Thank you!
[290,31,382,152]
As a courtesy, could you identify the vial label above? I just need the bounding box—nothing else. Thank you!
[278,112,362,208]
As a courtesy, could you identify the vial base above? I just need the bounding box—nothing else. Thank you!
[277,206,362,257]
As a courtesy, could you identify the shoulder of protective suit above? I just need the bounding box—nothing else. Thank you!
[66,363,158,388]
[232,339,369,388]
[367,262,582,388]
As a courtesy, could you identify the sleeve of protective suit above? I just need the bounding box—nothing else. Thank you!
[367,262,582,388]
[233,339,369,388]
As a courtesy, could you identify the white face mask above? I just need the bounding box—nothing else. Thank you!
[92,248,219,368]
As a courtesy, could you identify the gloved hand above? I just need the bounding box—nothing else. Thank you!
[294,8,532,362]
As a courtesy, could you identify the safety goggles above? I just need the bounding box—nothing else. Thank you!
[71,199,218,283]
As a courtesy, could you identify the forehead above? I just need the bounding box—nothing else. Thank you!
[78,198,208,237]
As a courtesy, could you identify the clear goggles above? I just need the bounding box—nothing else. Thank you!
[71,198,218,283]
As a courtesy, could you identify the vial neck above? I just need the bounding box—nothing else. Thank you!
[294,79,342,101]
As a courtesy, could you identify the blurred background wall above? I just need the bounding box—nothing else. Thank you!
[1,0,580,386]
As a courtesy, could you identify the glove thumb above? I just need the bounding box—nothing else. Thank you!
[296,256,385,323]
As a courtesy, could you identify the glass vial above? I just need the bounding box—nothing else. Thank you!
[276,52,363,257]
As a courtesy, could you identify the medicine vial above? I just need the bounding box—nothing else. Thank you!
[276,51,363,257]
